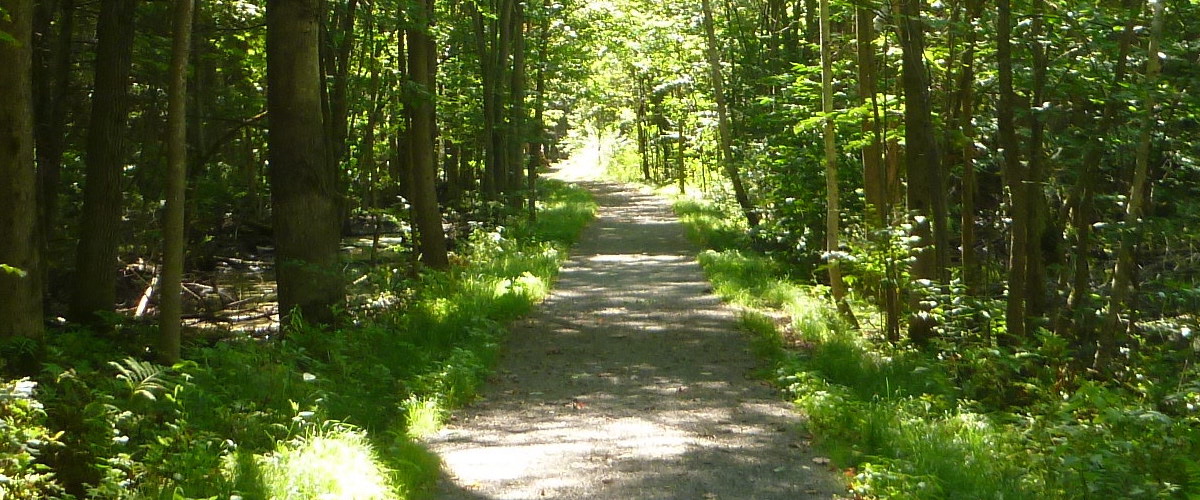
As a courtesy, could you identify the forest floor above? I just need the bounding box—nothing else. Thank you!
[424,146,845,499]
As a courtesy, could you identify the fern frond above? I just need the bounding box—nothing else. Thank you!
[110,358,170,401]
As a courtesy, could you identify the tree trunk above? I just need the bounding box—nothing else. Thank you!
[70,0,137,324]
[327,0,358,170]
[701,0,759,227]
[856,6,884,227]
[1024,0,1049,323]
[267,0,345,326]
[0,0,45,342]
[820,0,856,326]
[958,0,981,297]
[1062,0,1139,343]
[529,0,550,220]
[507,0,527,206]
[159,0,193,364]
[407,0,449,269]
[858,2,898,339]
[897,0,946,344]
[1099,0,1164,369]
[998,0,1028,343]
[636,78,651,181]
[33,0,74,260]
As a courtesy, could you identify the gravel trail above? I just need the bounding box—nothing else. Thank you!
[426,156,843,500]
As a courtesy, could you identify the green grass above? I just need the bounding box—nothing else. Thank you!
[254,425,398,500]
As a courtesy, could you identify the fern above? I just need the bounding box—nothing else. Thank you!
[110,358,170,401]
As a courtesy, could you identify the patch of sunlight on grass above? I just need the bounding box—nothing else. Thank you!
[402,396,445,439]
[256,425,397,500]
[492,272,547,300]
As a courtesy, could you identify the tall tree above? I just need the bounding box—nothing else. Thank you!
[897,0,947,343]
[956,0,982,297]
[32,0,75,254]
[1060,0,1139,344]
[0,0,45,342]
[700,0,759,228]
[998,0,1028,342]
[407,0,450,269]
[1100,0,1165,368]
[267,0,346,326]
[857,0,898,340]
[70,0,137,323]
[507,0,528,205]
[819,0,855,325]
[158,0,195,364]
[325,0,359,170]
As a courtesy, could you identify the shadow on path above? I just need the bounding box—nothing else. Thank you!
[425,174,844,499]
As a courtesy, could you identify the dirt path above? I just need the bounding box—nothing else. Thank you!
[425,153,843,499]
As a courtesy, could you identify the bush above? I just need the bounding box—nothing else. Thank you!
[0,378,67,499]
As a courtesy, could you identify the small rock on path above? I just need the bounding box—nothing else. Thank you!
[425,168,843,499]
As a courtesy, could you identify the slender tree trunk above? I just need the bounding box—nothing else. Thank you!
[327,0,358,169]
[856,6,884,227]
[1099,0,1164,369]
[897,0,945,344]
[1025,0,1049,324]
[998,0,1033,344]
[507,0,527,206]
[33,0,74,258]
[958,0,981,297]
[820,0,856,326]
[636,78,651,181]
[857,2,898,339]
[0,0,45,342]
[1062,0,1139,342]
[159,0,193,364]
[529,0,550,220]
[407,0,449,269]
[701,0,759,227]
[70,0,137,323]
[361,21,383,212]
[267,0,345,326]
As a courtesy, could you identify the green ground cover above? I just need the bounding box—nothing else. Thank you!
[0,179,595,499]
[671,192,1200,500]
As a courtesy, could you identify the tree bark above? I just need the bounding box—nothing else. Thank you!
[897,0,946,344]
[857,6,884,227]
[407,0,450,269]
[957,0,981,297]
[998,0,1028,343]
[70,0,137,324]
[529,0,551,220]
[507,0,527,206]
[327,0,358,170]
[0,0,45,342]
[159,0,194,364]
[33,0,74,260]
[267,0,345,326]
[701,0,759,227]
[1025,0,1049,323]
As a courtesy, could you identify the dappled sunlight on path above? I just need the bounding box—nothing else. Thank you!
[426,159,843,499]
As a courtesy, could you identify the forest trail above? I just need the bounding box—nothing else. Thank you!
[425,143,843,499]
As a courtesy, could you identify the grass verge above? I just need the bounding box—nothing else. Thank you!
[671,193,1200,499]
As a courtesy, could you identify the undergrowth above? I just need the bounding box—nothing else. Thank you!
[672,192,1200,499]
[0,179,595,499]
